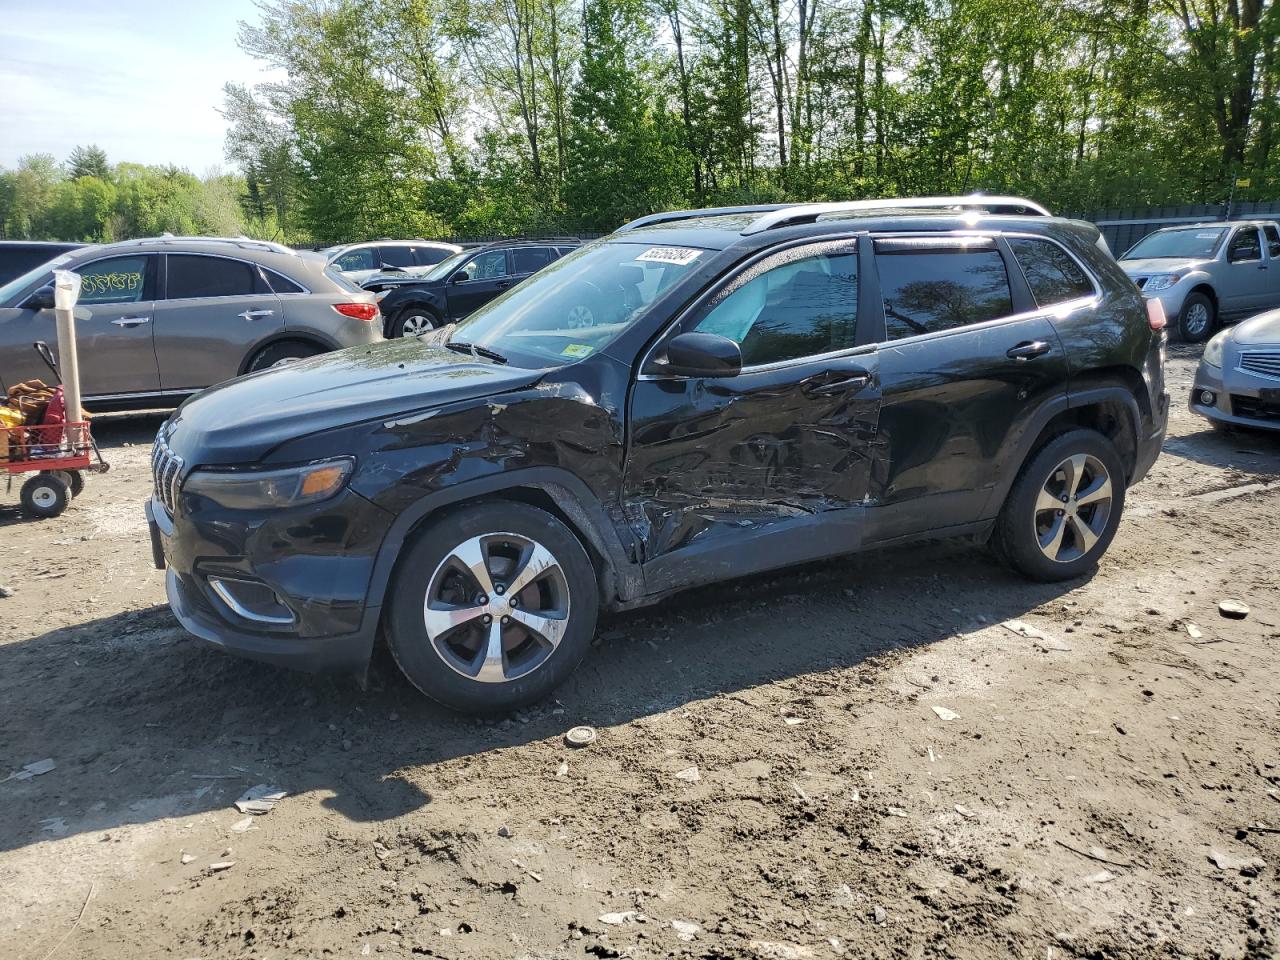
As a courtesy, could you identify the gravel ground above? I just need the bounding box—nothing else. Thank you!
[1,342,1277,960]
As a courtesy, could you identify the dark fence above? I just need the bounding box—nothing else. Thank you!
[1064,201,1280,255]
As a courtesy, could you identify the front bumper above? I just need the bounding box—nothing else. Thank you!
[147,488,393,674]
[1189,362,1280,431]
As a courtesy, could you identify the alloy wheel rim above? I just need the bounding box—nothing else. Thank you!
[1033,453,1113,563]
[1185,302,1209,336]
[423,532,570,683]
[402,314,432,336]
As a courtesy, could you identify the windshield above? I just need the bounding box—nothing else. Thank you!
[1124,228,1226,261]
[0,253,76,305]
[448,240,706,367]
[421,251,470,282]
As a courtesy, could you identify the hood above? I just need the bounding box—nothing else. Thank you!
[1119,257,1210,276]
[167,338,545,464]
[1231,308,1280,346]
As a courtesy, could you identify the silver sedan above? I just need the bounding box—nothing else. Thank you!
[1190,308,1280,431]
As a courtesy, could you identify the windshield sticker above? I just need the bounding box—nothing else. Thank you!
[561,344,593,358]
[636,247,702,266]
[1195,232,1222,238]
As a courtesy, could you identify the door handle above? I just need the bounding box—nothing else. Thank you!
[803,372,872,396]
[238,309,275,320]
[112,316,151,327]
[1007,340,1051,361]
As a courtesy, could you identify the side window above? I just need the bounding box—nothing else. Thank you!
[1263,225,1280,259]
[460,250,508,281]
[333,247,376,272]
[414,246,452,266]
[1228,229,1262,263]
[166,256,264,300]
[691,248,858,367]
[377,246,415,268]
[77,256,149,305]
[1008,238,1094,306]
[263,269,305,294]
[876,240,1013,340]
[512,247,552,274]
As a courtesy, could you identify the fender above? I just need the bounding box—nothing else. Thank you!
[355,466,643,643]
[980,385,1142,519]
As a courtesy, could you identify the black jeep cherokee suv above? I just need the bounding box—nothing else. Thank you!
[374,238,580,338]
[146,196,1168,713]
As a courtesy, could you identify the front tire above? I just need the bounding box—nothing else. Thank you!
[247,340,322,372]
[21,473,70,519]
[993,429,1127,582]
[391,306,439,338]
[1175,292,1215,343]
[386,501,599,713]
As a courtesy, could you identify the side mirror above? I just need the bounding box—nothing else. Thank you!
[21,285,56,311]
[449,271,469,283]
[660,332,742,378]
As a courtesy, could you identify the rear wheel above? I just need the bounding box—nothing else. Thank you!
[247,340,322,372]
[21,473,70,519]
[386,501,599,713]
[1175,292,1215,342]
[993,429,1127,582]
[392,306,439,338]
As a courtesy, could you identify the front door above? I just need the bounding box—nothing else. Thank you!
[869,234,1069,540]
[1222,227,1270,318]
[446,250,513,319]
[624,240,881,593]
[153,254,284,390]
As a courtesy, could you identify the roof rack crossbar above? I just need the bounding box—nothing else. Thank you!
[741,195,1052,235]
[114,235,296,254]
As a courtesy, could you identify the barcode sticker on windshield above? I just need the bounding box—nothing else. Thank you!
[1196,232,1221,238]
[636,247,702,266]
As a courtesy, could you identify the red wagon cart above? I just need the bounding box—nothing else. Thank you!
[2,419,109,518]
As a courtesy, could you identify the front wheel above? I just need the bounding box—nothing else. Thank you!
[21,473,70,519]
[1175,292,1215,343]
[247,340,323,372]
[992,429,1127,582]
[386,501,599,713]
[392,306,439,338]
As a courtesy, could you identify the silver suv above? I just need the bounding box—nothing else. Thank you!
[0,237,383,408]
[1118,220,1280,341]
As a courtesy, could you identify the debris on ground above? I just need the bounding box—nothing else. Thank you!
[180,853,196,865]
[0,584,14,599]
[598,910,641,925]
[207,861,235,873]
[675,766,701,782]
[1086,870,1117,884]
[1001,619,1071,651]
[1184,621,1204,639]
[233,784,287,815]
[1218,599,1250,620]
[1209,847,1267,874]
[564,726,598,748]
[230,817,256,833]
[4,758,56,782]
[930,705,960,721]
[671,919,700,940]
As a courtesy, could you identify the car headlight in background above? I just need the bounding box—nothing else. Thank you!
[1143,274,1184,291]
[1202,331,1228,370]
[184,457,354,510]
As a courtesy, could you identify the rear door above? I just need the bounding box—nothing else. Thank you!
[153,254,284,390]
[511,245,554,281]
[1262,225,1280,310]
[445,249,513,319]
[867,234,1070,540]
[1222,227,1270,317]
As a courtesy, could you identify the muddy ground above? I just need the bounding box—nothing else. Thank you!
[1,342,1278,960]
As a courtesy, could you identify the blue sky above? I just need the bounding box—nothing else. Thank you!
[0,0,282,173]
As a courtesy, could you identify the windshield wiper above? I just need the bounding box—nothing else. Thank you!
[445,340,508,365]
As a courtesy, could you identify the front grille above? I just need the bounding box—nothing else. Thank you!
[1230,395,1280,421]
[1239,351,1280,381]
[151,431,186,515]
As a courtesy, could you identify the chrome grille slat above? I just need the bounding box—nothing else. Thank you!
[1239,351,1280,381]
[150,430,185,515]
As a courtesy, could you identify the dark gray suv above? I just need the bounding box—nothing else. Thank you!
[0,237,383,408]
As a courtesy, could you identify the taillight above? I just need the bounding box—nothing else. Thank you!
[1144,298,1167,332]
[333,302,379,321]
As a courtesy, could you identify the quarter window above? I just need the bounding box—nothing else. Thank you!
[1262,225,1280,259]
[1008,238,1094,306]
[77,256,149,305]
[876,240,1013,340]
[692,248,858,366]
[413,246,452,266]
[333,247,377,271]
[1228,229,1262,263]
[166,255,268,299]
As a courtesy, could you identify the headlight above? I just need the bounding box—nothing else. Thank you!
[1143,274,1183,291]
[184,457,354,510]
[1202,331,1228,370]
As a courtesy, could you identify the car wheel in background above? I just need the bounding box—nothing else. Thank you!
[992,429,1127,582]
[20,472,70,518]
[392,307,438,338]
[386,501,599,713]
[247,340,323,372]
[1175,292,1215,343]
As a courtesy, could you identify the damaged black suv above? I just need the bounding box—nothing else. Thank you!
[147,196,1168,712]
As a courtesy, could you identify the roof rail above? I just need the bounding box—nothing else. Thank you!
[113,235,296,255]
[741,195,1051,235]
[618,204,792,232]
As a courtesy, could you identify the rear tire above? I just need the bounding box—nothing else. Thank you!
[993,429,1127,582]
[21,473,69,519]
[247,340,323,372]
[1175,292,1215,343]
[391,306,439,338]
[386,501,599,713]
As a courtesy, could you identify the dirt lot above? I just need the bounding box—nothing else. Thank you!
[1,342,1278,960]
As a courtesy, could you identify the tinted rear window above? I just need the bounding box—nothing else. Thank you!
[167,255,269,299]
[378,246,415,268]
[1009,238,1094,306]
[414,246,452,266]
[876,241,1013,340]
[513,247,553,273]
